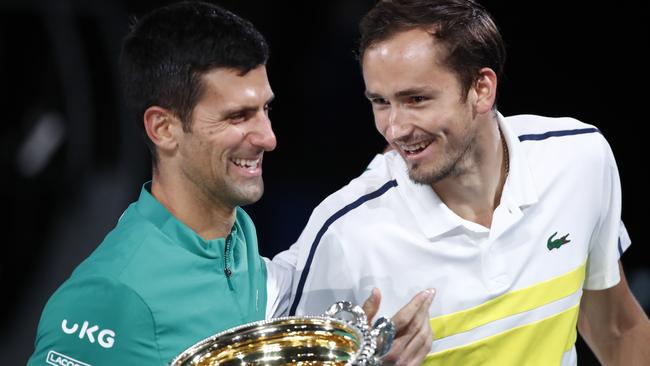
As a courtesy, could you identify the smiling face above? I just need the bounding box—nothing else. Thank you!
[362,28,483,185]
[176,65,276,209]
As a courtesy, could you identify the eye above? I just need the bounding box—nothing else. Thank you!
[370,98,390,106]
[229,113,247,124]
[227,110,256,124]
[407,96,428,104]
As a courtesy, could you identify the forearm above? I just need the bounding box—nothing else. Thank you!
[579,262,650,365]
[582,318,650,365]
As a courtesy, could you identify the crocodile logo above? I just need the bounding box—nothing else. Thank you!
[547,232,571,250]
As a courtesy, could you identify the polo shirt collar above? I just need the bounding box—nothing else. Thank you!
[134,182,235,258]
[497,111,539,210]
[389,111,539,239]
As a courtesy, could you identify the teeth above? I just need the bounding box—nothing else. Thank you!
[232,158,259,168]
[400,141,431,153]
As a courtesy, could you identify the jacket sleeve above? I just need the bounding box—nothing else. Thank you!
[27,275,162,366]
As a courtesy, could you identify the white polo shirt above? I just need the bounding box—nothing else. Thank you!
[273,113,631,365]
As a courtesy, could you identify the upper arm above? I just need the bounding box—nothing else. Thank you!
[579,138,641,340]
[28,276,161,366]
[584,140,625,290]
[290,227,359,316]
[579,261,648,345]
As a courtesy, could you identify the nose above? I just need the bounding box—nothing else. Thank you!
[250,112,277,151]
[384,105,410,142]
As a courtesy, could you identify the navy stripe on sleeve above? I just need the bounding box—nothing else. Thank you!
[289,179,398,315]
[618,237,623,257]
[518,127,600,141]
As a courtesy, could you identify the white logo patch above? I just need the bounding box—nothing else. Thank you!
[61,319,116,348]
[46,350,91,366]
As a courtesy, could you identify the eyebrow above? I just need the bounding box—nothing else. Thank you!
[395,87,433,98]
[365,91,383,99]
[222,94,275,117]
[365,87,435,99]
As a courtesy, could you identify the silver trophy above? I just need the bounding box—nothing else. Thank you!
[170,301,396,365]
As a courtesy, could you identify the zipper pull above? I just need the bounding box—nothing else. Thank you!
[224,231,234,290]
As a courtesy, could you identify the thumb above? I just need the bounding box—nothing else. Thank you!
[362,287,381,325]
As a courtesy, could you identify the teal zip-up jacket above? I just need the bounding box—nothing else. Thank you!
[28,183,267,365]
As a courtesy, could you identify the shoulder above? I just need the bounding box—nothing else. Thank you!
[29,275,160,365]
[505,114,605,145]
[40,275,153,331]
[72,206,154,279]
[308,153,399,224]
[326,152,399,209]
[504,114,599,138]
[505,113,612,165]
[293,153,400,251]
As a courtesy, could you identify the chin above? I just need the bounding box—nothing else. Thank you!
[234,185,264,206]
[408,163,452,185]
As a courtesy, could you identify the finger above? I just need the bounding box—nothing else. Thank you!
[362,287,381,324]
[384,321,432,366]
[396,317,434,366]
[382,289,435,365]
[392,289,435,332]
[409,289,435,331]
[380,337,404,366]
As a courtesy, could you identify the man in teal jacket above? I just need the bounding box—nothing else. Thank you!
[27,3,274,364]
[27,2,433,365]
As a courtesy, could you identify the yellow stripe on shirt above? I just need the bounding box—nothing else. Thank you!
[430,263,585,340]
[424,304,580,366]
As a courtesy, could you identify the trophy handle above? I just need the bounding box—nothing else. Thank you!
[324,301,395,366]
[370,317,395,359]
[324,301,368,329]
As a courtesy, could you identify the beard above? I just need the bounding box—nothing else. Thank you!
[233,178,265,206]
[220,175,265,207]
[407,129,477,185]
[182,163,266,210]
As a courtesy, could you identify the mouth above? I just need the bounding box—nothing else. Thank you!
[230,156,262,176]
[395,139,434,159]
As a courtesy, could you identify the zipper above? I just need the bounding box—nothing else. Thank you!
[224,232,234,290]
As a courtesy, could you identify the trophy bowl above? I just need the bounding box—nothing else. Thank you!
[169,301,396,366]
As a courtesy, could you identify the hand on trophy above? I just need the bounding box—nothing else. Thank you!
[363,288,435,366]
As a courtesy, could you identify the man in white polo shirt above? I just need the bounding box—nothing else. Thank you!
[273,0,650,364]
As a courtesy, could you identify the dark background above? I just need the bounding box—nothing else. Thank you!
[1,0,648,364]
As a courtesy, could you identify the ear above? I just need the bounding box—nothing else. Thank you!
[143,106,182,154]
[472,67,498,114]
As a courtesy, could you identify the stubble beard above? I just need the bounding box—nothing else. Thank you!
[407,131,477,186]
[237,179,264,206]
[224,175,265,207]
[189,168,265,210]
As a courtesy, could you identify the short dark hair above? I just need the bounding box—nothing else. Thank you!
[359,0,505,101]
[120,1,269,165]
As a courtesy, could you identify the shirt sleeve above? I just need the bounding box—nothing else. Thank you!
[27,275,162,366]
[263,256,293,318]
[618,221,632,257]
[583,139,629,290]
[288,226,360,317]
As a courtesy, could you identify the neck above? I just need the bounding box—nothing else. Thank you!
[432,115,508,228]
[151,169,236,240]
